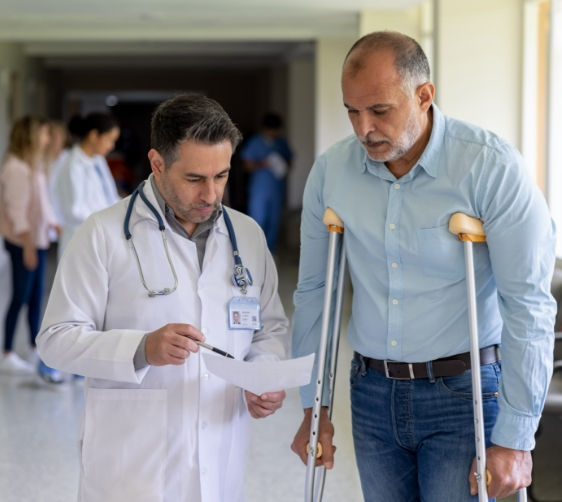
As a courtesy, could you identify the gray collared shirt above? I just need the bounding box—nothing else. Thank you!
[149,174,221,269]
[133,175,222,370]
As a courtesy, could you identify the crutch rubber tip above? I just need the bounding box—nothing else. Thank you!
[305,442,322,458]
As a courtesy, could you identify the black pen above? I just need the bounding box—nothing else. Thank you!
[189,337,234,359]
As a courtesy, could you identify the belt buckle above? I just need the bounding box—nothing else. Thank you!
[383,360,415,380]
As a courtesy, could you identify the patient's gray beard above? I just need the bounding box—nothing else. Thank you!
[360,108,422,163]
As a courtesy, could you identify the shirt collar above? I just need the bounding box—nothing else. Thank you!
[359,103,445,181]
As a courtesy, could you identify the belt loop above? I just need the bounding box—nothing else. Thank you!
[359,355,368,376]
[426,361,436,383]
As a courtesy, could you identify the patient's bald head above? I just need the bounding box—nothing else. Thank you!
[344,31,430,96]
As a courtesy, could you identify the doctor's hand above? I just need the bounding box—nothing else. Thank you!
[145,323,205,366]
[468,445,532,498]
[245,390,286,419]
[291,407,336,470]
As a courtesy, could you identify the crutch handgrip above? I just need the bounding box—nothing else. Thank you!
[305,442,323,458]
[323,208,344,234]
[448,213,486,242]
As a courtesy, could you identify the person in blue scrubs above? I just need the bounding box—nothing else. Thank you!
[241,113,293,253]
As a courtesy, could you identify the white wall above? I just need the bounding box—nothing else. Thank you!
[549,0,562,257]
[360,7,422,40]
[0,43,27,159]
[315,38,357,157]
[437,0,524,149]
[287,57,315,210]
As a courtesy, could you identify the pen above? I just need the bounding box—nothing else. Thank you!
[189,337,235,359]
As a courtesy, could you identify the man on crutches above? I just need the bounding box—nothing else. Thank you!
[291,31,557,501]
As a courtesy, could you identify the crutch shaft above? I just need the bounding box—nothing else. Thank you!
[313,245,348,502]
[304,231,341,502]
[464,241,488,502]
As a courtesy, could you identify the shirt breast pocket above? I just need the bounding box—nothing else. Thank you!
[416,224,465,281]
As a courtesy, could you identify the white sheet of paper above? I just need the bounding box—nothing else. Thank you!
[202,353,315,395]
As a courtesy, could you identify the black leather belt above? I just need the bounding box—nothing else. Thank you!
[354,345,500,380]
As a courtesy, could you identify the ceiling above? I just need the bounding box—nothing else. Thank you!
[0,0,424,43]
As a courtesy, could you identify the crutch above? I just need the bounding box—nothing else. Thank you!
[304,208,347,502]
[449,213,527,502]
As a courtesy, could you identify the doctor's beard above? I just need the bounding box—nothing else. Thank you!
[160,174,222,224]
[358,105,422,163]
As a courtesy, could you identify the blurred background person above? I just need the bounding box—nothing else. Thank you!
[46,120,72,239]
[241,113,293,254]
[55,113,120,260]
[0,116,60,376]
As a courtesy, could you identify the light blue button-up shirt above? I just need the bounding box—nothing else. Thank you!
[293,104,557,450]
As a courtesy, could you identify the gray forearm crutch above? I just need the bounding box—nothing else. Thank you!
[449,213,527,502]
[304,208,347,502]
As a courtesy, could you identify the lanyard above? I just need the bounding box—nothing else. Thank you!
[222,207,253,294]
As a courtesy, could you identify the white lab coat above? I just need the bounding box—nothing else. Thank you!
[48,147,71,226]
[55,144,120,259]
[37,180,289,502]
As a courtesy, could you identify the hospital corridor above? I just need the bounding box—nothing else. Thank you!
[1,1,562,501]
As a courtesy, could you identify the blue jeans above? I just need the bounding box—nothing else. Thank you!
[247,169,285,253]
[350,355,500,502]
[3,240,47,351]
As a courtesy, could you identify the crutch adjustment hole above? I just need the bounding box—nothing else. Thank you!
[318,380,321,384]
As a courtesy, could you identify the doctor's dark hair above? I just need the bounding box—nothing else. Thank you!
[69,113,119,140]
[151,94,243,168]
[345,31,430,96]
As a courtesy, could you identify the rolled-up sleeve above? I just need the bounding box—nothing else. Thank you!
[478,143,557,450]
[3,164,32,235]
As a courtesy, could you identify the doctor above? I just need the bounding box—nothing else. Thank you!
[37,94,289,502]
[55,113,121,260]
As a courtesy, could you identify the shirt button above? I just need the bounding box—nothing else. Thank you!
[201,468,206,475]
[389,224,396,230]
[202,327,208,334]
[394,184,400,190]
[391,340,398,346]
[203,373,209,381]
[392,299,398,305]
[391,263,398,269]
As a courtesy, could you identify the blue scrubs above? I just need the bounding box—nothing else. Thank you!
[241,134,293,252]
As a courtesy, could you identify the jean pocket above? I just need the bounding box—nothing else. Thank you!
[438,363,500,401]
[350,359,362,389]
[417,224,465,281]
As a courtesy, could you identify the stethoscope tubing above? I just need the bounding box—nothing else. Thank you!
[123,180,251,298]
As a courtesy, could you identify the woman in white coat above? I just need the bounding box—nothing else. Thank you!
[37,94,289,502]
[55,113,120,259]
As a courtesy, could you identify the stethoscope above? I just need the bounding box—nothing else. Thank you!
[123,180,253,298]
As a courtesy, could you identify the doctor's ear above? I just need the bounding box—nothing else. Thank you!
[148,149,166,179]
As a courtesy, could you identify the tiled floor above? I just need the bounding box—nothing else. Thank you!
[0,242,560,501]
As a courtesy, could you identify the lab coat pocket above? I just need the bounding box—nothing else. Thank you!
[416,224,465,281]
[81,388,167,502]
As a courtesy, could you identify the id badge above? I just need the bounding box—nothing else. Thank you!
[228,297,262,330]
